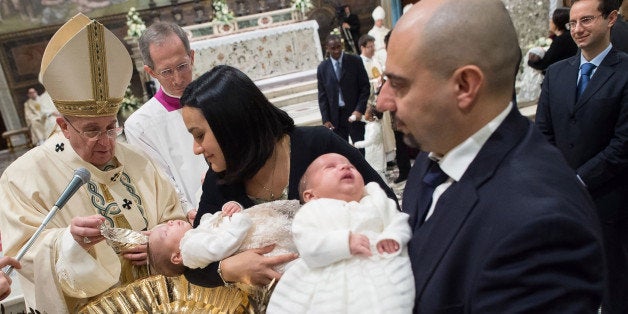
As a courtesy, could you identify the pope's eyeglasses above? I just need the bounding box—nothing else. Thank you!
[64,118,123,141]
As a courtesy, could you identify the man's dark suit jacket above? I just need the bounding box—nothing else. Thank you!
[611,15,628,54]
[405,108,604,312]
[536,48,628,222]
[342,12,360,52]
[317,53,370,140]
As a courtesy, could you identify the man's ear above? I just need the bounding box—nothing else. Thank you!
[189,49,195,65]
[607,10,618,28]
[144,64,158,79]
[57,116,71,138]
[452,65,483,112]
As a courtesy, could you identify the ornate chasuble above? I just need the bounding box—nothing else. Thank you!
[0,132,185,313]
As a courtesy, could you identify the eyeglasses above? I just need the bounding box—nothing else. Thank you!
[567,14,602,30]
[64,117,123,141]
[157,62,191,78]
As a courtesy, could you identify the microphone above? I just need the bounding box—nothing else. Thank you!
[4,168,91,276]
[55,167,91,208]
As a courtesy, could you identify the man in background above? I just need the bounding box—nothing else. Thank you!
[536,0,628,311]
[368,6,390,68]
[611,0,628,52]
[340,4,360,53]
[317,34,370,153]
[359,34,395,170]
[125,22,208,223]
[23,87,58,145]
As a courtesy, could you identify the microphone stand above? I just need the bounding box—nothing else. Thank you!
[4,205,62,276]
[3,168,90,276]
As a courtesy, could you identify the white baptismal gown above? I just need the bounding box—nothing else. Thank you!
[267,183,414,313]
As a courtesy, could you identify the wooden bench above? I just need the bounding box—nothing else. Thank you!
[2,127,33,151]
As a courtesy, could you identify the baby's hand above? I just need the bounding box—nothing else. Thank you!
[376,239,400,254]
[221,201,243,217]
[349,232,372,257]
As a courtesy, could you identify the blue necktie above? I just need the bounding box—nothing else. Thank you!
[577,63,596,99]
[334,60,341,80]
[334,60,345,107]
[415,160,449,229]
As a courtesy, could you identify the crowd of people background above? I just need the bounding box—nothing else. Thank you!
[0,0,627,313]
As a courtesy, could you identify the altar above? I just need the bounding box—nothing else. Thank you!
[185,18,323,82]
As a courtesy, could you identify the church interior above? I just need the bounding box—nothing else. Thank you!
[0,0,625,312]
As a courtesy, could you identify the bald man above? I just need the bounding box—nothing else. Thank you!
[377,0,604,312]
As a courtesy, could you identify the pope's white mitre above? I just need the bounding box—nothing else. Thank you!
[372,6,385,21]
[39,13,132,117]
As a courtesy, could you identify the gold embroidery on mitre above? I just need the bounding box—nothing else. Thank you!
[52,20,122,117]
[53,98,122,117]
[88,22,108,107]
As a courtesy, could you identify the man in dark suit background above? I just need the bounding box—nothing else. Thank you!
[317,34,370,151]
[377,0,604,312]
[340,5,360,53]
[536,0,628,312]
[611,0,628,52]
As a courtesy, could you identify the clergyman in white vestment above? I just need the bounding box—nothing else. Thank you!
[0,14,185,313]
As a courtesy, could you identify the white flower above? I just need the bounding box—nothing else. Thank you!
[526,36,553,50]
[126,7,146,38]
[213,0,235,24]
[121,87,142,111]
[291,0,313,13]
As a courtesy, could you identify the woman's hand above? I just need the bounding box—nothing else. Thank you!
[70,215,106,250]
[220,244,298,286]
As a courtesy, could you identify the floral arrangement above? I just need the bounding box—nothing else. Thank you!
[291,0,313,14]
[126,7,146,39]
[120,87,142,112]
[212,0,235,24]
[526,36,553,50]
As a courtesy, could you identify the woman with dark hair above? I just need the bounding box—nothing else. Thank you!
[180,65,397,287]
[527,7,578,72]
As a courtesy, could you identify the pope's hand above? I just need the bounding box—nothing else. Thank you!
[70,215,106,250]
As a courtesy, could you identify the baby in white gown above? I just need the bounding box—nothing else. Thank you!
[267,153,414,314]
[148,199,300,277]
